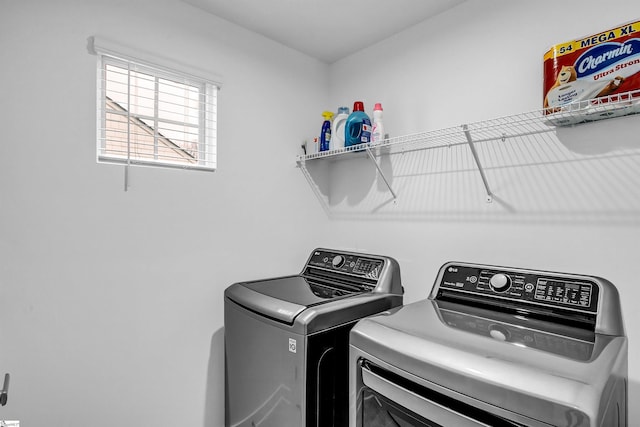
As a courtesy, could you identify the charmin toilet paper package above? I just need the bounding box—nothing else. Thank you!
[544,20,640,112]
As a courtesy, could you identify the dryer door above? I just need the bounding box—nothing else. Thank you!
[361,387,440,427]
[360,363,526,427]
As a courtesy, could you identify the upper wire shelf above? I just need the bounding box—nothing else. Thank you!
[296,89,640,164]
[297,90,640,204]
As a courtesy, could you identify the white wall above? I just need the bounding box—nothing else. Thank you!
[2,0,640,425]
[0,0,328,426]
[323,0,640,424]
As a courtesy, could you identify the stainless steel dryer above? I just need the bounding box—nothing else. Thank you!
[350,262,627,427]
[225,248,403,427]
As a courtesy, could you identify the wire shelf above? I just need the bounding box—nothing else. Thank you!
[297,89,640,164]
[297,90,640,203]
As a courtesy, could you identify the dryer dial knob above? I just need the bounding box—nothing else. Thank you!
[332,255,345,268]
[489,324,511,341]
[489,273,511,293]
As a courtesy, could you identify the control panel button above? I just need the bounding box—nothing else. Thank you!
[489,325,509,341]
[332,255,345,268]
[489,325,510,342]
[489,273,512,293]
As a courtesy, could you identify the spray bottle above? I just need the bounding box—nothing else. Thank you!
[319,111,334,152]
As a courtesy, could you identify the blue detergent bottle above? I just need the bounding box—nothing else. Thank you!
[345,101,372,147]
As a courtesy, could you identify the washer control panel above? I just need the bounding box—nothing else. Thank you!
[438,264,599,313]
[306,249,384,281]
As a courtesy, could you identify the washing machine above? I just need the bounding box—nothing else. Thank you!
[225,248,403,427]
[350,261,627,426]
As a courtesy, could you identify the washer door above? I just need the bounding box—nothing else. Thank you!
[227,275,361,324]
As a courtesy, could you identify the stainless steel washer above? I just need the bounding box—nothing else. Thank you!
[225,248,403,427]
[350,262,627,426]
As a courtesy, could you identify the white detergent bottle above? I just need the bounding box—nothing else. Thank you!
[371,103,385,144]
[331,107,349,150]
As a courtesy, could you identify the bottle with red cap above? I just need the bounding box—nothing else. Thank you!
[344,101,372,147]
[371,103,385,144]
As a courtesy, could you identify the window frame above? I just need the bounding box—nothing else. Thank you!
[95,45,218,172]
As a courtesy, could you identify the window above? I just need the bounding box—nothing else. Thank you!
[94,41,218,171]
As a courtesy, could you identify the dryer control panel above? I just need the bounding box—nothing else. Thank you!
[436,264,599,313]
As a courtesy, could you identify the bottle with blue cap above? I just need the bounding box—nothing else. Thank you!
[331,106,349,150]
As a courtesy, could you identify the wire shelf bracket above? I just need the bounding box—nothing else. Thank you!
[462,124,493,203]
[365,145,398,201]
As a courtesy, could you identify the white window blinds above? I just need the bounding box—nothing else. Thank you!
[91,37,220,172]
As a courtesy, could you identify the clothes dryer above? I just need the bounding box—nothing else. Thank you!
[350,262,627,426]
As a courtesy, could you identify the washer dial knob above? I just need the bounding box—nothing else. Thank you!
[489,273,511,292]
[332,255,345,268]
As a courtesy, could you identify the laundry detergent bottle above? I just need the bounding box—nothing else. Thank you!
[331,106,349,150]
[345,101,372,147]
[371,103,385,144]
[319,111,334,152]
